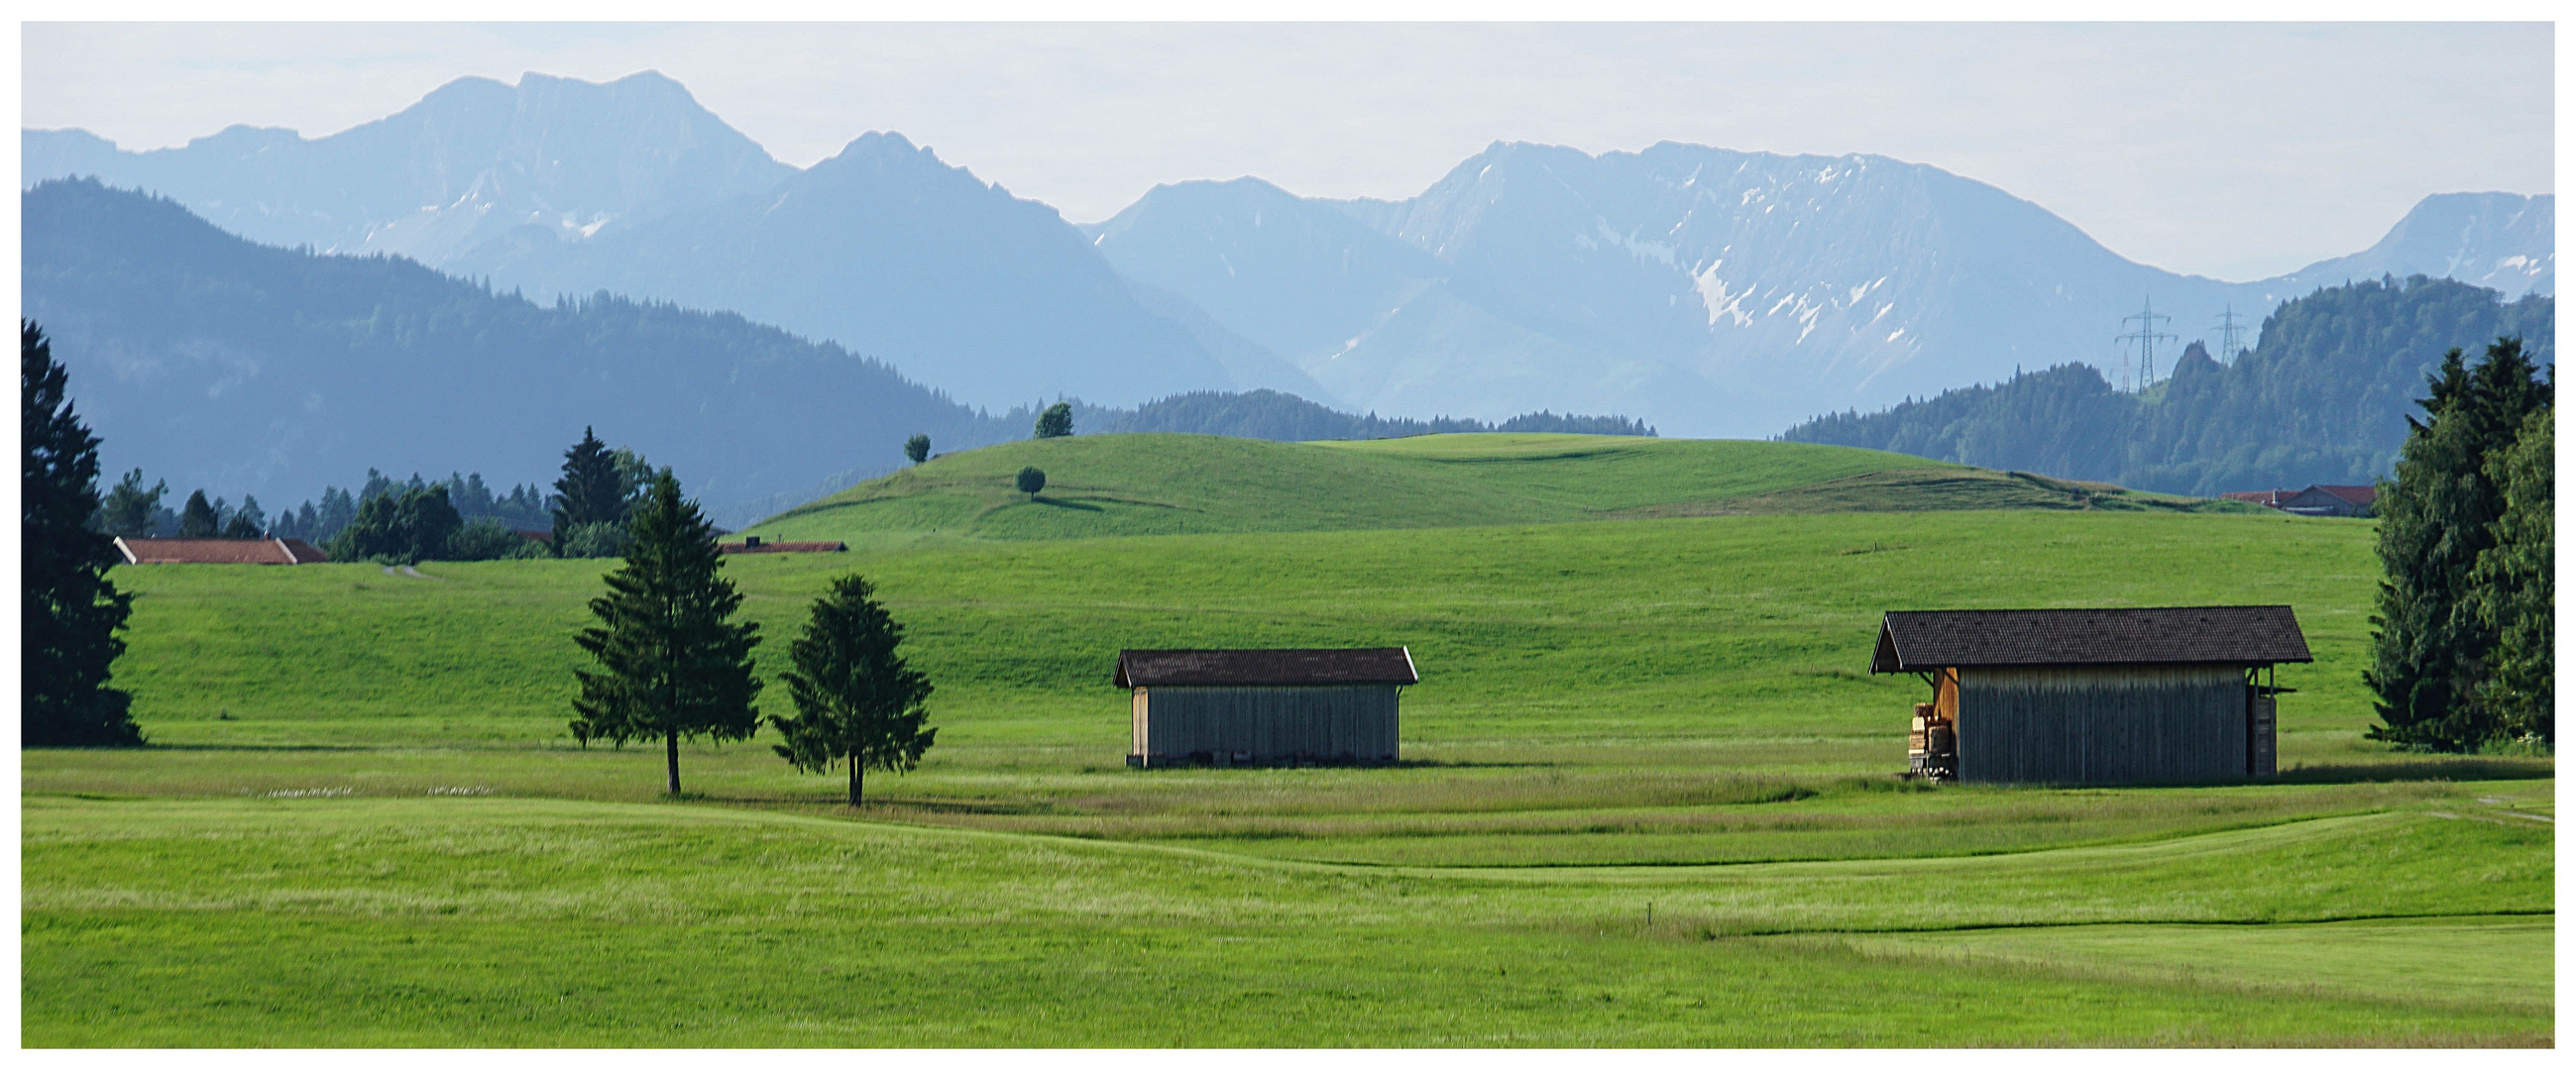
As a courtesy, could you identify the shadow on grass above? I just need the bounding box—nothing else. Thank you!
[1028,495,1104,512]
[2275,758,2555,785]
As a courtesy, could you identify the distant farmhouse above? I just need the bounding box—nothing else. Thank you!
[718,536,847,554]
[1872,606,2309,785]
[2222,484,2377,517]
[1116,647,1417,768]
[114,537,329,565]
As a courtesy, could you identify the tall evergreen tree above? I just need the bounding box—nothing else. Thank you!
[550,427,624,555]
[178,489,219,537]
[2366,337,2551,751]
[2470,405,2552,744]
[569,471,763,795]
[769,575,937,805]
[23,321,142,747]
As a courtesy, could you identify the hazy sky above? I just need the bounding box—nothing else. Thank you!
[21,21,2554,281]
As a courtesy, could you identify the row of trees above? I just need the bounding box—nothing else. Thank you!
[2368,337,2552,752]
[570,473,935,803]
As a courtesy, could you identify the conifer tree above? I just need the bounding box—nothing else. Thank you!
[550,427,623,555]
[23,321,142,746]
[2367,337,2550,751]
[569,470,762,795]
[2471,405,2552,743]
[178,489,219,537]
[97,469,168,537]
[770,575,937,805]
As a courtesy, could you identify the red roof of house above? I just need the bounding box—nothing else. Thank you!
[2304,484,2378,505]
[718,540,846,554]
[114,537,330,565]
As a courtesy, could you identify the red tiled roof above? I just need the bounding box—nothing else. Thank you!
[1116,648,1420,688]
[2304,484,2378,505]
[718,540,846,554]
[114,537,330,565]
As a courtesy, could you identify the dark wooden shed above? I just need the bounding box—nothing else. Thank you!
[1116,648,1416,768]
[1870,606,2310,785]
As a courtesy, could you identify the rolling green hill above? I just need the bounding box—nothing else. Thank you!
[24,508,2552,1044]
[745,433,2243,544]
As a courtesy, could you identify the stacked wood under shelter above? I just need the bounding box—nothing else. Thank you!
[1116,647,1416,768]
[1870,606,2309,785]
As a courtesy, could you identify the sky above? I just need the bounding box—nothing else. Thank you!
[19,21,2554,282]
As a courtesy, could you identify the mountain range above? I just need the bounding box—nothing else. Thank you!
[24,69,2555,439]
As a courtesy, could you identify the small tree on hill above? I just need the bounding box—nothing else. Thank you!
[550,427,624,555]
[221,494,267,538]
[97,470,168,537]
[23,320,142,747]
[904,434,931,465]
[1034,402,1073,439]
[770,575,937,805]
[569,470,763,796]
[398,485,462,560]
[178,489,219,537]
[1015,467,1046,495]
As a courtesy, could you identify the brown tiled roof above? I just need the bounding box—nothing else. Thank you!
[719,540,846,554]
[1116,648,1419,688]
[1870,606,2310,673]
[114,537,330,565]
[2303,484,2378,505]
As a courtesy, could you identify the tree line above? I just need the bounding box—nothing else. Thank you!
[1782,277,2553,496]
[28,317,945,783]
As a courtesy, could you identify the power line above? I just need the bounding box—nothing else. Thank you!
[2211,304,2249,361]
[2115,296,2177,389]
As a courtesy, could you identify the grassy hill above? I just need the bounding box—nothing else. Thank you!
[23,508,2552,1044]
[744,433,2241,545]
[25,439,2551,1045]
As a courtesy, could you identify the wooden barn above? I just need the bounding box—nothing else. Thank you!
[1116,648,1416,768]
[1870,606,2310,785]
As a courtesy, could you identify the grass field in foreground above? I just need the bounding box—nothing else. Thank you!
[745,433,2237,545]
[22,505,2554,1045]
[21,797,2552,1046]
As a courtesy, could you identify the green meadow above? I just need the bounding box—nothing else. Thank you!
[22,435,2553,1046]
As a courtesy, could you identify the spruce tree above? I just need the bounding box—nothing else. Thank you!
[2366,337,2550,751]
[770,575,937,805]
[23,321,142,747]
[2471,405,2552,744]
[550,427,623,555]
[569,470,762,795]
[178,489,219,537]
[97,469,167,537]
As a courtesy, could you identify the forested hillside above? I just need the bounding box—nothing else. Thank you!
[23,178,1018,519]
[1783,277,2554,495]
